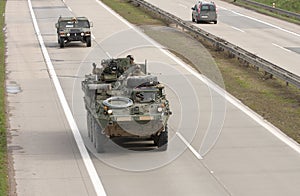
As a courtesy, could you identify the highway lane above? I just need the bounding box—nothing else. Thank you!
[6,0,300,195]
[144,0,300,77]
[5,0,98,195]
[7,0,228,195]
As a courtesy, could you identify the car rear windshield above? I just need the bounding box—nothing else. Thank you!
[201,5,216,11]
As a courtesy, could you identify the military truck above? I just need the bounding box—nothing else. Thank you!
[55,16,92,48]
[82,56,172,152]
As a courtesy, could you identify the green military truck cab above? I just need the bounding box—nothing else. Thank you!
[55,16,92,48]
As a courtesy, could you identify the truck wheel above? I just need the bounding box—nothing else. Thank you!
[156,126,168,151]
[94,122,106,153]
[86,37,91,47]
[87,112,91,138]
[59,37,65,48]
[58,38,60,44]
[90,117,95,142]
[214,20,217,24]
[192,15,195,22]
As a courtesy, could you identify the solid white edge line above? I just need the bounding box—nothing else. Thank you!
[96,0,300,156]
[272,43,292,53]
[27,1,107,195]
[223,89,300,154]
[218,6,300,38]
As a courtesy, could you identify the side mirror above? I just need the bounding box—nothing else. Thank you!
[55,23,58,28]
[191,7,195,10]
[89,21,93,27]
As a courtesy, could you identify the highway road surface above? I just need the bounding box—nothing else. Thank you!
[5,0,300,195]
[145,0,300,77]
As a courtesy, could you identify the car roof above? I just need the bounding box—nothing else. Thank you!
[58,16,89,21]
[198,1,215,5]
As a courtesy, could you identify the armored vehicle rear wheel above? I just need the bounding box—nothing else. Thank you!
[94,121,106,153]
[90,116,95,143]
[59,37,65,48]
[86,37,91,47]
[87,112,92,138]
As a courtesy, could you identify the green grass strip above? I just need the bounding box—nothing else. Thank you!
[0,0,7,195]
[228,0,300,24]
[250,0,300,14]
[101,0,165,25]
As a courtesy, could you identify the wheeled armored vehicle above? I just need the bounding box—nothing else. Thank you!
[82,56,172,152]
[55,16,92,48]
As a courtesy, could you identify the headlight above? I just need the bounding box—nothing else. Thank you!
[157,107,163,112]
[67,33,70,36]
[81,32,84,36]
[107,109,113,115]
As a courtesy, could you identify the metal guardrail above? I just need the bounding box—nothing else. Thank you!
[237,0,300,21]
[131,0,300,89]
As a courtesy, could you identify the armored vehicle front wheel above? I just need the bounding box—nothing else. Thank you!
[153,126,168,151]
[86,37,91,47]
[157,130,168,151]
[59,37,65,48]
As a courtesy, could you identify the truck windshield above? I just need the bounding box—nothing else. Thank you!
[60,20,90,28]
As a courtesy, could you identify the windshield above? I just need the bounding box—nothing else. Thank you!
[60,20,90,28]
[201,4,215,11]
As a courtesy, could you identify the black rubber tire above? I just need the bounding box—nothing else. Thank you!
[94,122,106,153]
[192,15,195,22]
[59,37,65,48]
[214,20,217,24]
[91,117,95,143]
[58,37,60,44]
[86,37,91,47]
[87,112,91,138]
[156,126,168,151]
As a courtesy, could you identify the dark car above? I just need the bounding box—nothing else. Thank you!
[192,1,217,24]
[55,16,92,48]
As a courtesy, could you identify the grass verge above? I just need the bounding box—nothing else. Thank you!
[101,0,164,26]
[100,0,300,143]
[0,0,7,195]
[223,0,300,25]
[248,0,300,14]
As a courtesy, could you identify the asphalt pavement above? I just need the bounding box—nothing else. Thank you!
[5,0,300,195]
